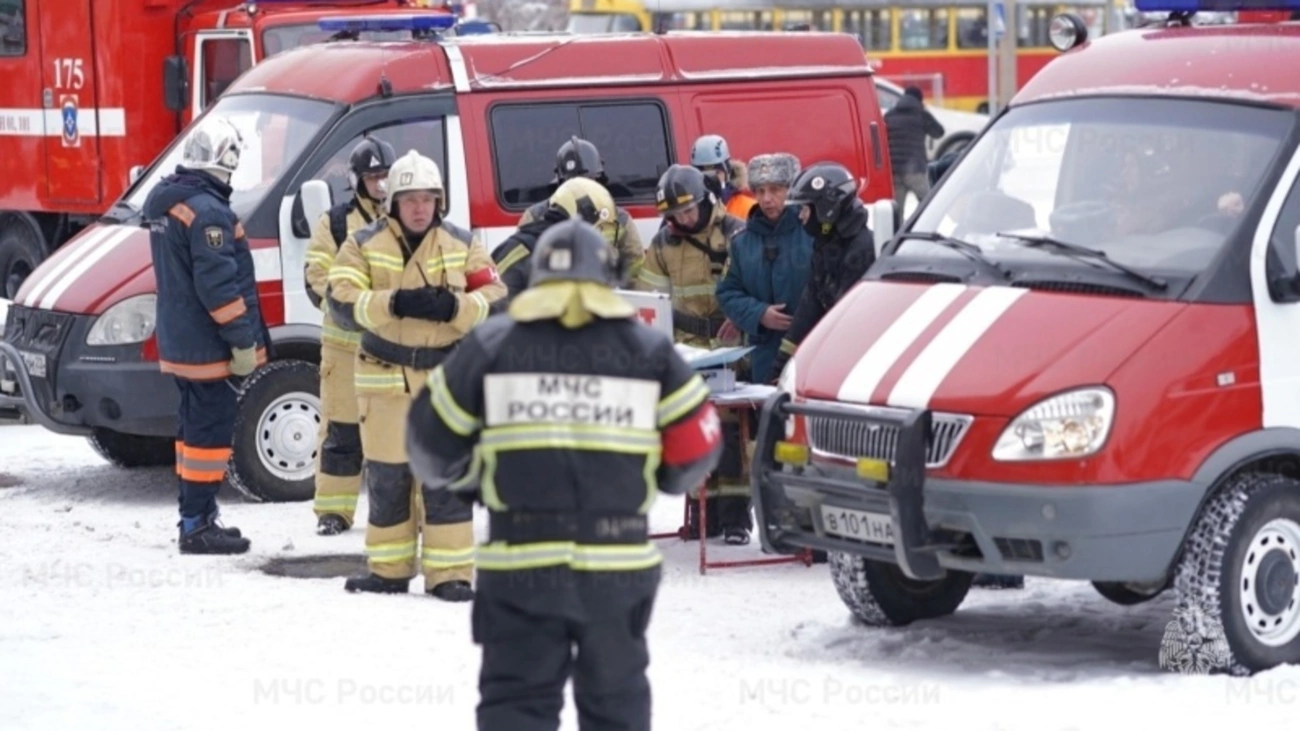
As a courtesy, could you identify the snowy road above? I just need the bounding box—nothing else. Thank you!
[3,423,1299,730]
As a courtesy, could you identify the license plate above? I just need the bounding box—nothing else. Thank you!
[19,350,46,379]
[820,504,895,545]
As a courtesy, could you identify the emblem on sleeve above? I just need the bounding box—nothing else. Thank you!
[205,226,225,249]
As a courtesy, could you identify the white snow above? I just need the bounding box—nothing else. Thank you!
[3,422,1300,730]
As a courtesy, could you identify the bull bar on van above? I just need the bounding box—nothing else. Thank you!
[751,390,953,581]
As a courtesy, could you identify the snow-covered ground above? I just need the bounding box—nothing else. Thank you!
[3,423,1300,730]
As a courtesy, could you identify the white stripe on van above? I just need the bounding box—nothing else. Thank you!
[38,227,136,311]
[20,226,115,308]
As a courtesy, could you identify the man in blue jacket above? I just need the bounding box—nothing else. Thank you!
[144,117,267,555]
[716,152,812,386]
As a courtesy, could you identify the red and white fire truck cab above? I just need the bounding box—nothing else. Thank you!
[0,23,895,507]
[753,3,1300,675]
[0,0,457,300]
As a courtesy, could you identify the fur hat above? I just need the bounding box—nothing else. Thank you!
[747,153,800,188]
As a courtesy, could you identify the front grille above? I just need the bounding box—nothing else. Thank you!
[3,304,76,388]
[1011,280,1146,298]
[805,401,973,468]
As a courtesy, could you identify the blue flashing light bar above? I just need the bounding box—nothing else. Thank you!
[1134,0,1300,11]
[317,13,458,34]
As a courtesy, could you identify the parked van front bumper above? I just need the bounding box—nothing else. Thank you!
[750,392,1204,583]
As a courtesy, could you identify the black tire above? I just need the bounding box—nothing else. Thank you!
[1159,473,1300,675]
[87,428,176,468]
[0,216,45,300]
[1092,580,1167,606]
[935,135,974,162]
[227,359,321,503]
[829,551,973,626]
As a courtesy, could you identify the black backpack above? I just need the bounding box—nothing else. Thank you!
[328,202,351,246]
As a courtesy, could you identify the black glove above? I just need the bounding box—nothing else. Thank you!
[392,286,458,322]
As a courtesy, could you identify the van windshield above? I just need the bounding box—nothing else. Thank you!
[902,97,1295,284]
[124,94,335,221]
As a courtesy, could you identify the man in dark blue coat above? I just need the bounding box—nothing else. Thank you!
[715,152,813,386]
[143,117,266,555]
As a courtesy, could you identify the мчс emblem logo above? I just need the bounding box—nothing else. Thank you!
[205,226,225,249]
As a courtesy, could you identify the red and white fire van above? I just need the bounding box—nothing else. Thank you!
[753,5,1300,675]
[0,0,457,300]
[0,22,895,504]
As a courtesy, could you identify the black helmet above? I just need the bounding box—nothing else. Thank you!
[655,164,714,235]
[349,137,397,198]
[787,162,859,226]
[529,219,622,288]
[553,136,606,184]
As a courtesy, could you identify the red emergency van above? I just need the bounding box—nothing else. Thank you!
[0,23,894,506]
[0,0,456,301]
[752,4,1300,675]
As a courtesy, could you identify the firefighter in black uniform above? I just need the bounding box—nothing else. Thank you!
[770,162,877,383]
[143,116,266,554]
[406,219,724,731]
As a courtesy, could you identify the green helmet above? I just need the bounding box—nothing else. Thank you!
[529,219,623,288]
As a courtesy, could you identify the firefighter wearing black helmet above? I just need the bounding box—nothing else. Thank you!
[636,163,751,543]
[305,136,396,535]
[770,161,876,382]
[516,136,644,283]
[405,219,723,731]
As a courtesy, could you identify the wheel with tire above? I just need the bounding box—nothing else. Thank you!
[829,551,973,626]
[227,359,321,503]
[88,428,176,468]
[1159,473,1300,675]
[1092,580,1167,606]
[0,215,45,300]
[935,135,974,163]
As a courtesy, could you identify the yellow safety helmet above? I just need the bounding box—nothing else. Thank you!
[547,177,619,244]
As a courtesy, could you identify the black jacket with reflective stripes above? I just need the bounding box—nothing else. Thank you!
[405,311,722,578]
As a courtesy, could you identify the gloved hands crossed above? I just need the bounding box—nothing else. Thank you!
[392,286,459,322]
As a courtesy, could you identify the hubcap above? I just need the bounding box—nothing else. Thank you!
[255,392,321,482]
[1239,518,1300,647]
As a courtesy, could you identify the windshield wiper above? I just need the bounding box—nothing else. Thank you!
[994,231,1168,292]
[895,231,1010,280]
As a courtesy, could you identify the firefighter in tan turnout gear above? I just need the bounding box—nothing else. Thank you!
[327,149,506,601]
[637,164,753,544]
[304,137,396,535]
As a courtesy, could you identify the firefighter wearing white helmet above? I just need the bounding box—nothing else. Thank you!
[491,176,626,302]
[327,149,506,601]
[142,114,264,554]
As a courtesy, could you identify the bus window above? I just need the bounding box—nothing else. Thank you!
[843,9,891,50]
[899,8,948,50]
[718,11,774,30]
[651,11,705,31]
[955,8,988,49]
[567,13,644,32]
[782,10,833,30]
[1017,6,1053,47]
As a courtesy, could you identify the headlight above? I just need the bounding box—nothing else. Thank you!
[991,387,1114,461]
[86,295,157,346]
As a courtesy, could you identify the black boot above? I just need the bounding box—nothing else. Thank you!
[316,514,349,536]
[427,580,474,602]
[344,573,410,594]
[178,515,250,555]
[718,496,752,545]
[205,511,241,539]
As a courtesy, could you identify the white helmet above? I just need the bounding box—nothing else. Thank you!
[385,149,444,213]
[182,117,243,178]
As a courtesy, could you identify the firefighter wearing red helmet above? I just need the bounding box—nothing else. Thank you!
[305,136,397,536]
[405,218,723,731]
[327,149,506,601]
[516,136,645,284]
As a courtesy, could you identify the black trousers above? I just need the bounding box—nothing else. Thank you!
[473,584,657,731]
[174,378,238,520]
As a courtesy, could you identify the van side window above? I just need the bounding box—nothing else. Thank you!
[0,1,25,56]
[305,118,448,212]
[490,100,673,209]
[201,37,253,110]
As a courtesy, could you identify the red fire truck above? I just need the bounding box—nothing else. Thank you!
[0,22,895,505]
[0,0,457,301]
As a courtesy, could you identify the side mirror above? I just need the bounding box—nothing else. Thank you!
[293,180,333,239]
[128,165,144,186]
[163,56,189,112]
[870,199,898,256]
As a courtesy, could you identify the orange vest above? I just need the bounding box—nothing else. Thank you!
[726,191,757,220]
